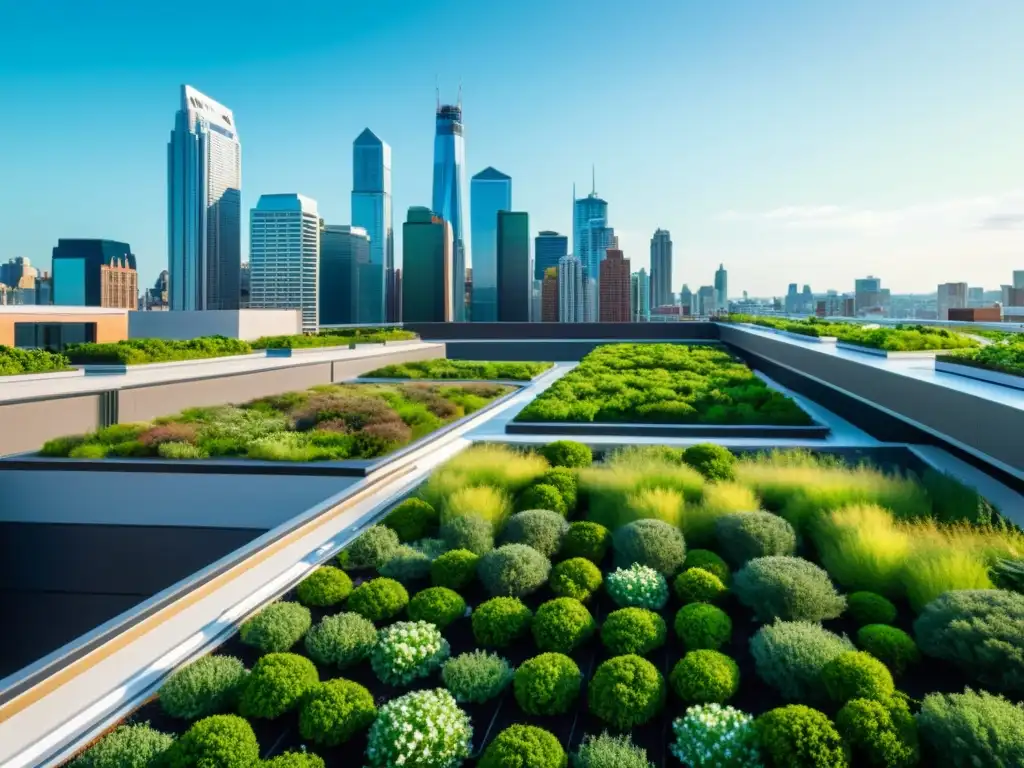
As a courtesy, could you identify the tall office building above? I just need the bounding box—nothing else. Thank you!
[249,194,320,332]
[697,285,715,316]
[854,276,882,315]
[650,229,673,308]
[599,249,631,322]
[534,231,568,282]
[967,286,985,308]
[319,224,370,325]
[168,85,241,311]
[469,167,511,321]
[558,255,585,323]
[403,207,453,322]
[1014,271,1024,290]
[714,264,728,312]
[432,99,469,321]
[573,177,612,321]
[52,239,138,309]
[631,268,650,321]
[937,282,968,320]
[680,284,693,314]
[351,128,392,323]
[541,268,559,322]
[496,211,530,322]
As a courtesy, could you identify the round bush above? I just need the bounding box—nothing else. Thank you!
[683,443,736,481]
[675,602,732,651]
[847,591,897,626]
[532,597,597,653]
[347,577,409,622]
[239,601,311,654]
[857,625,920,676]
[473,596,533,647]
[750,621,855,703]
[431,548,479,590]
[550,557,602,601]
[371,620,450,686]
[670,704,761,768]
[918,689,1024,768]
[605,563,670,609]
[238,652,319,719]
[716,512,797,567]
[442,650,514,704]
[574,732,652,768]
[160,655,248,719]
[821,651,894,705]
[296,566,353,608]
[299,678,376,747]
[755,705,848,768]
[70,724,173,768]
[366,689,472,768]
[674,567,728,605]
[517,485,567,517]
[541,467,578,512]
[514,652,582,715]
[542,440,592,468]
[589,654,666,729]
[408,586,467,629]
[480,724,566,768]
[440,514,495,555]
[502,509,570,556]
[602,607,667,656]
[684,549,730,583]
[836,695,920,768]
[733,556,846,623]
[561,520,610,563]
[670,650,740,704]
[613,519,686,576]
[478,543,552,597]
[263,753,326,768]
[384,497,438,542]
[161,715,259,768]
[378,545,432,584]
[344,524,401,569]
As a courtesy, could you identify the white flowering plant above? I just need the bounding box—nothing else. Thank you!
[371,620,451,687]
[605,564,669,610]
[669,704,762,768]
[366,688,472,768]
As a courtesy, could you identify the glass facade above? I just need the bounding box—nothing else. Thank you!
[714,264,728,311]
[469,167,511,322]
[52,239,136,307]
[432,104,468,321]
[52,257,86,306]
[351,129,392,324]
[650,229,673,309]
[534,231,567,282]
[496,211,530,322]
[14,322,96,350]
[250,194,320,332]
[319,225,370,325]
[402,207,453,322]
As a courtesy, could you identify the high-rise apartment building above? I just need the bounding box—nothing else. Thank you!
[496,211,530,322]
[432,100,468,321]
[249,194,320,332]
[319,224,370,325]
[168,85,241,311]
[599,249,630,322]
[403,207,453,322]
[937,282,968,320]
[52,239,138,308]
[650,229,673,308]
[541,268,559,322]
[714,264,728,312]
[558,255,584,323]
[469,167,511,321]
[351,128,392,324]
[534,231,568,282]
[631,268,650,322]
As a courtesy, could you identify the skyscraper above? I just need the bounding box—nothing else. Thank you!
[168,85,241,311]
[854,276,882,315]
[403,207,453,322]
[680,284,693,315]
[319,224,370,325]
[599,249,631,322]
[697,285,715,316]
[650,229,673,308]
[0,258,37,290]
[469,167,511,321]
[573,175,611,321]
[632,268,650,322]
[534,231,568,282]
[52,240,137,309]
[714,264,728,312]
[541,268,559,322]
[250,194,320,332]
[351,128,392,324]
[496,211,530,322]
[558,255,584,323]
[432,98,469,321]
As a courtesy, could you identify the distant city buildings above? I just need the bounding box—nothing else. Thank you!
[319,224,370,326]
[680,284,693,315]
[351,128,393,324]
[432,100,468,321]
[650,229,673,309]
[469,167,512,322]
[697,285,715,316]
[541,268,559,322]
[402,207,453,322]
[144,270,169,310]
[52,239,137,309]
[854,276,882,315]
[714,264,728,312]
[599,249,630,322]
[0,257,37,290]
[631,268,650,321]
[496,211,530,322]
[558,255,584,323]
[937,282,968,320]
[534,231,567,282]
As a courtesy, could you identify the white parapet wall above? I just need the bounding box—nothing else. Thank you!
[128,309,302,341]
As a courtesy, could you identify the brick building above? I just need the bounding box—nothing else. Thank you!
[599,249,630,322]
[541,267,559,322]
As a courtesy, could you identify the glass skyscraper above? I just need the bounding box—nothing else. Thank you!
[351,128,392,323]
[496,211,530,322]
[650,229,673,309]
[432,102,469,321]
[319,224,370,325]
[250,194,320,332]
[573,181,612,322]
[403,207,453,322]
[534,231,568,282]
[167,85,241,311]
[469,167,511,322]
[714,263,728,312]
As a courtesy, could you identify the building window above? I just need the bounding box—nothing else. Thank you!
[14,322,97,351]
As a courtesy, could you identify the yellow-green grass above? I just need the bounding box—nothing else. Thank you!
[624,488,685,529]
[812,504,913,598]
[419,445,549,510]
[684,482,761,547]
[440,485,512,528]
[580,457,704,530]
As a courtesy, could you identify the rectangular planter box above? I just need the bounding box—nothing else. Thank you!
[935,360,1024,392]
[836,342,937,359]
[506,420,831,439]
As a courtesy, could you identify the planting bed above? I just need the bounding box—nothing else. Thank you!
[65,337,254,365]
[73,441,1024,768]
[938,341,1024,384]
[253,329,418,350]
[0,344,72,376]
[727,315,979,353]
[360,360,553,381]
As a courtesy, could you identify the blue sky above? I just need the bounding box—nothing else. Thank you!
[1,0,1023,295]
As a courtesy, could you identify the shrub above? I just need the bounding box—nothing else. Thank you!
[239,602,311,654]
[675,603,732,651]
[304,612,378,668]
[716,511,796,567]
[502,509,570,557]
[561,521,610,563]
[344,524,401,570]
[812,505,911,598]
[683,443,736,481]
[479,725,567,768]
[299,678,376,747]
[160,715,259,768]
[613,518,686,576]
[821,651,895,705]
[601,607,666,656]
[734,556,846,622]
[624,488,685,529]
[573,732,651,768]
[755,705,849,768]
[384,497,438,542]
[515,652,582,715]
[605,563,669,609]
[550,557,603,601]
[430,548,479,590]
[917,689,1024,768]
[902,542,994,612]
[683,549,730,583]
[346,578,409,622]
[688,483,760,546]
[70,724,173,768]
[478,543,551,597]
[589,654,666,729]
[913,589,1024,693]
[70,443,109,459]
[670,650,740,704]
[670,704,761,768]
[442,650,514,704]
[473,596,533,647]
[407,586,466,628]
[674,567,727,605]
[439,513,495,555]
[160,655,248,720]
[517,484,567,517]
[541,467,579,512]
[443,485,512,528]
[750,621,854,703]
[532,597,597,653]
[366,689,472,768]
[157,441,208,459]
[378,545,432,584]
[238,652,318,719]
[542,440,592,468]
[836,695,920,768]
[263,753,325,768]
[856,625,920,676]
[371,621,450,686]
[296,566,353,607]
[847,591,897,626]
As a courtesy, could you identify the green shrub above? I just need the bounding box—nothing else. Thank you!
[344,524,401,569]
[856,625,920,676]
[542,440,592,468]
[69,724,173,768]
[674,567,727,605]
[670,650,740,704]
[384,497,438,542]
[675,603,732,651]
[589,654,666,729]
[541,467,579,512]
[917,689,1024,768]
[304,612,378,668]
[847,591,897,626]
[550,557,603,601]
[601,607,666,656]
[473,596,533,647]
[669,704,761,768]
[346,577,409,622]
[298,678,376,746]
[159,655,248,720]
[561,521,611,563]
[239,602,311,654]
[263,753,326,768]
[836,695,920,768]
[40,434,87,457]
[517,484,567,517]
[755,705,849,768]
[439,513,495,555]
[683,549,730,583]
[683,443,736,481]
[821,651,894,705]
[366,689,472,768]
[514,652,582,715]
[605,563,669,609]
[532,597,597,653]
[734,556,846,622]
[689,483,760,546]
[478,543,551,597]
[160,715,259,768]
[70,443,109,459]
[613,518,686,576]
[408,586,466,628]
[238,652,318,719]
[573,732,651,768]
[371,620,450,686]
[157,441,208,459]
[716,511,796,567]
[501,509,570,556]
[296,566,353,607]
[442,650,514,704]
[479,725,567,768]
[377,545,432,584]
[750,621,854,703]
[430,548,479,590]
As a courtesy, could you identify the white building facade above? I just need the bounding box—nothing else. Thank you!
[250,194,320,332]
[558,254,584,323]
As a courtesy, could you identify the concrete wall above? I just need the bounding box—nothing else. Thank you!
[129,309,302,341]
[0,393,105,456]
[406,321,719,341]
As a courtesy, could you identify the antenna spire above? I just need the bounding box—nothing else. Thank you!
[458,80,462,109]
[435,75,439,111]
[591,164,596,195]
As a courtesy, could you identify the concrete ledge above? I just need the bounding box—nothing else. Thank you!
[0,370,83,384]
[836,342,937,358]
[935,360,1024,392]
[776,329,837,344]
[78,353,265,375]
[506,421,831,439]
[264,345,352,358]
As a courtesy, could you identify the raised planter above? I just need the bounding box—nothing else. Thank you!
[775,329,837,344]
[76,353,265,375]
[0,369,84,384]
[506,420,830,439]
[935,360,1024,392]
[264,345,355,358]
[836,342,937,359]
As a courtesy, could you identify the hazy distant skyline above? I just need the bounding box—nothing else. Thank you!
[1,0,1022,296]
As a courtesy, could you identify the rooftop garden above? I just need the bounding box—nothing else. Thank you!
[727,315,979,353]
[253,329,418,349]
[361,360,553,381]
[72,442,1024,767]
[515,343,813,425]
[65,336,253,365]
[938,339,1024,379]
[38,382,512,462]
[0,345,71,376]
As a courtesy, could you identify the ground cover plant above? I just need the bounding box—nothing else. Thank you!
[64,336,253,365]
[0,344,71,375]
[727,314,980,352]
[362,359,552,381]
[252,328,418,349]
[938,338,1024,378]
